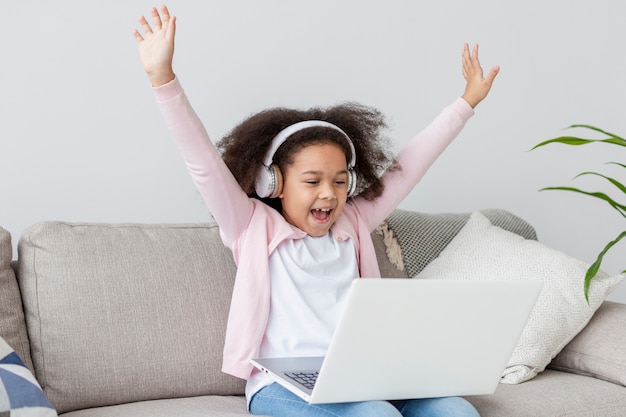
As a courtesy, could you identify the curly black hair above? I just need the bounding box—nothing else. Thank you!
[217,102,399,211]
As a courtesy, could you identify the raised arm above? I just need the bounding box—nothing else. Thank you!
[133,6,253,246]
[352,43,499,228]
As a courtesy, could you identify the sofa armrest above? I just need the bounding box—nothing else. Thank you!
[0,227,34,373]
[548,301,626,387]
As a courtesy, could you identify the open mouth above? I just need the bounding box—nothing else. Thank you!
[311,208,332,222]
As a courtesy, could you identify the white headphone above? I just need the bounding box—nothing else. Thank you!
[255,120,357,198]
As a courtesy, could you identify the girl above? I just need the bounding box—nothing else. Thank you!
[134,5,499,417]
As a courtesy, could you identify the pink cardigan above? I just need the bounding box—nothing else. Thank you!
[154,78,474,379]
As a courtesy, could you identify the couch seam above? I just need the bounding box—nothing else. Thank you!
[29,225,47,391]
[556,348,626,369]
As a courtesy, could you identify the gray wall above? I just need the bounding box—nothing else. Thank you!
[2,1,624,301]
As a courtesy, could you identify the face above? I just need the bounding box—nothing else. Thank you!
[279,143,350,237]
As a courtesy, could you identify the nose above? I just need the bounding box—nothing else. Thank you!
[318,181,336,200]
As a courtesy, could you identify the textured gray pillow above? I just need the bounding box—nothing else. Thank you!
[18,222,246,414]
[0,226,33,372]
[549,301,626,387]
[386,208,538,277]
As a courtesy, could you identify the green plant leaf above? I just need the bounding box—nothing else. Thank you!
[574,172,626,195]
[530,136,603,150]
[530,125,626,150]
[584,230,626,302]
[569,124,625,142]
[532,123,625,301]
[539,186,626,218]
[530,136,626,150]
[607,162,626,169]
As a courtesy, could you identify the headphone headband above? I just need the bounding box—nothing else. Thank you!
[261,120,356,168]
[255,120,358,198]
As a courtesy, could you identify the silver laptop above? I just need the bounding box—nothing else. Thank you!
[251,278,542,404]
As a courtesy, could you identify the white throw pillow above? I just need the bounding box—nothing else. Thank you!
[416,211,624,384]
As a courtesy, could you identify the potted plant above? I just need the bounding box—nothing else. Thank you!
[531,125,625,301]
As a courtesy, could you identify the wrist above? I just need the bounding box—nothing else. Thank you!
[148,70,176,88]
[461,93,479,109]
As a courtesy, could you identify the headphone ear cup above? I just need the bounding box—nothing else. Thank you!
[255,165,272,198]
[269,164,283,198]
[347,169,357,197]
[255,164,283,198]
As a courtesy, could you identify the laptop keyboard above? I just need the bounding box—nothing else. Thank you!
[285,371,319,390]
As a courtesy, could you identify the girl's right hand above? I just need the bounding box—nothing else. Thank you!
[460,43,499,109]
[133,5,177,87]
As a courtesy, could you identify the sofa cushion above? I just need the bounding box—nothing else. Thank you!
[0,226,33,372]
[416,212,623,384]
[467,370,626,417]
[0,335,57,416]
[17,222,246,414]
[57,396,252,417]
[58,373,626,417]
[549,301,626,387]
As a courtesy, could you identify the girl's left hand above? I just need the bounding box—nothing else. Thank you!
[461,43,500,108]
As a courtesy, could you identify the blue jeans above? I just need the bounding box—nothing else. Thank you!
[249,383,480,417]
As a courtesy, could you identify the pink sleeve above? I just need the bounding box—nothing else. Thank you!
[351,97,474,229]
[153,78,253,245]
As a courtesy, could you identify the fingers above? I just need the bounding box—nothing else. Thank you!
[471,43,479,64]
[133,28,144,43]
[484,65,501,87]
[133,5,173,43]
[151,5,172,31]
[134,13,152,43]
[133,14,151,42]
[462,43,469,78]
[167,15,177,42]
[151,7,162,30]
[159,5,171,24]
[462,43,485,80]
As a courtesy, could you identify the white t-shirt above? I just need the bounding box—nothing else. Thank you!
[245,231,359,403]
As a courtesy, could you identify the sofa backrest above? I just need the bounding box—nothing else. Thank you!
[17,222,246,414]
[0,226,33,372]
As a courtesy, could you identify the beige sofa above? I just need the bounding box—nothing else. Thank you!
[1,209,625,416]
